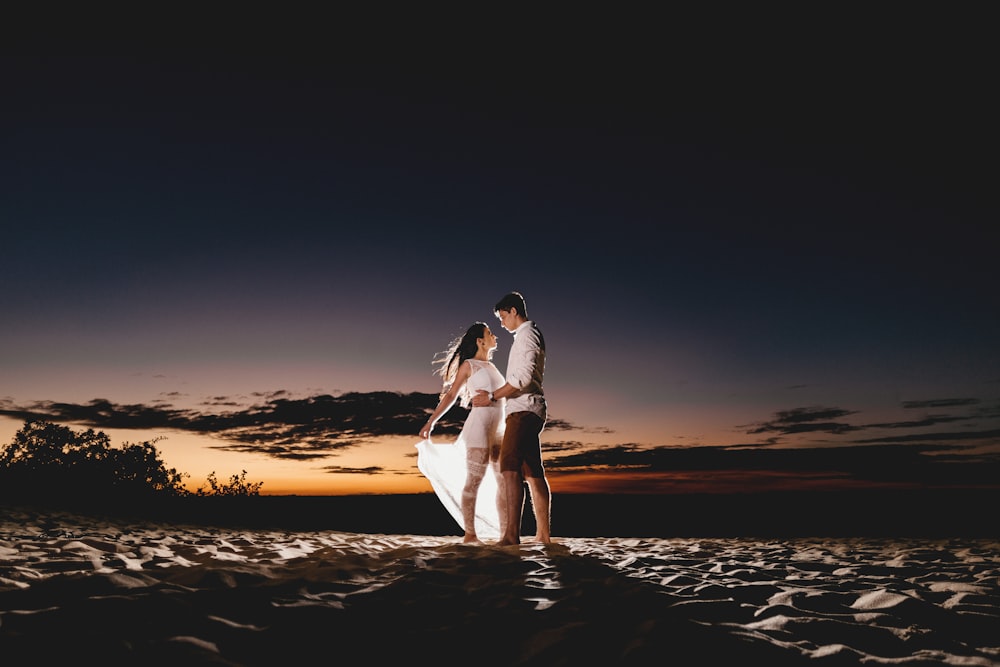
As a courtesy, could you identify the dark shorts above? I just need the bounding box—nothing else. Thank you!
[498,411,545,477]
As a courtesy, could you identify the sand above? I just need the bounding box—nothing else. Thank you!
[1,505,998,665]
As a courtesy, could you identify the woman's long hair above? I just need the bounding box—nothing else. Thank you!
[432,322,488,408]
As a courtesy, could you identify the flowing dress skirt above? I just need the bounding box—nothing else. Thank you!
[415,437,500,540]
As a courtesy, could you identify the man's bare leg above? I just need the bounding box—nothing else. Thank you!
[498,470,524,545]
[525,476,551,543]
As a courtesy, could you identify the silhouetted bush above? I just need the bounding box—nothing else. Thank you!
[0,420,262,509]
[194,470,264,496]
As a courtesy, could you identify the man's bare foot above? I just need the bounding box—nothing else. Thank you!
[523,535,554,544]
[462,533,481,544]
[496,536,520,546]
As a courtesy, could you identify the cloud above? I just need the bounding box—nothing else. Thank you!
[867,415,972,429]
[859,398,1000,448]
[4,393,998,490]
[854,429,1000,447]
[542,394,1000,489]
[544,441,1000,488]
[745,406,861,436]
[319,465,384,475]
[0,391,584,463]
[743,398,1000,442]
[0,392,452,461]
[902,398,980,409]
[541,417,585,432]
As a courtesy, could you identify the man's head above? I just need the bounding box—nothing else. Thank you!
[494,291,527,333]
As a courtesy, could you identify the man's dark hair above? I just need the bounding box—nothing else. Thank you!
[494,291,527,318]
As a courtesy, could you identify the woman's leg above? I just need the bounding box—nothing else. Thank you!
[462,446,488,541]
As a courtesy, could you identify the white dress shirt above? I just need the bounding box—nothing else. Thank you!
[505,320,546,420]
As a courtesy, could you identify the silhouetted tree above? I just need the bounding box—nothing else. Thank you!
[0,420,112,469]
[0,420,261,508]
[103,440,189,495]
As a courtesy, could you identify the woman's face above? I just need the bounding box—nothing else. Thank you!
[480,326,498,352]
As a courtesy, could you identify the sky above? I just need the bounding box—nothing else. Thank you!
[2,38,998,497]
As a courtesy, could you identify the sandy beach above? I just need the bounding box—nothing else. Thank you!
[2,504,998,666]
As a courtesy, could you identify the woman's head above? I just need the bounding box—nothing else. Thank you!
[434,322,497,401]
[454,322,489,364]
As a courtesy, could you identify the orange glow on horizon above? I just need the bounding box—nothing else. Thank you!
[246,473,433,496]
[251,469,927,497]
[3,418,980,499]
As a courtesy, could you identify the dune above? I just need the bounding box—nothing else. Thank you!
[1,505,998,665]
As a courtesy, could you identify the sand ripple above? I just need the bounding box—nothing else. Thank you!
[1,508,998,665]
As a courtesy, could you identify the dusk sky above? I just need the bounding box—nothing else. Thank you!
[2,43,997,497]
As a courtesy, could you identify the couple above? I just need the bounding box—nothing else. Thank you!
[416,291,551,546]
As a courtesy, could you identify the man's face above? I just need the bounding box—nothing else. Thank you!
[496,308,516,332]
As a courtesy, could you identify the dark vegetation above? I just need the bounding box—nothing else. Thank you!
[3,422,997,538]
[0,420,264,523]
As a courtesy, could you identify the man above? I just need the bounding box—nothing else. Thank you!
[471,291,551,545]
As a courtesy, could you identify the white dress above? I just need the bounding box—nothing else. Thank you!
[416,359,505,539]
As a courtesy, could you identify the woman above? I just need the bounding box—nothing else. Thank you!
[416,322,506,542]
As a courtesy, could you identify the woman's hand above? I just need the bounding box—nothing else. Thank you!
[420,421,433,439]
